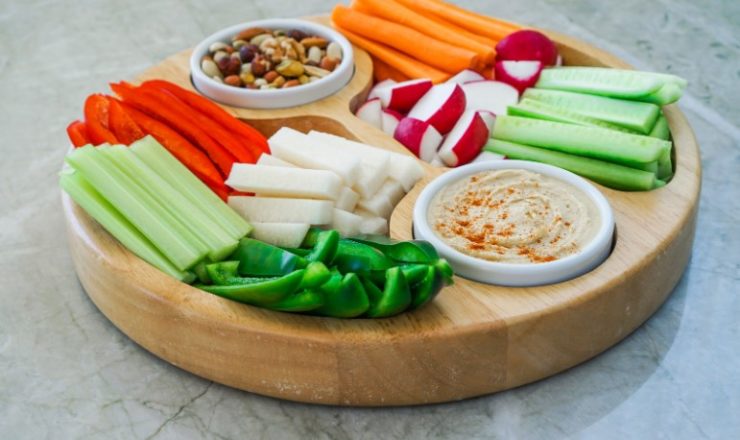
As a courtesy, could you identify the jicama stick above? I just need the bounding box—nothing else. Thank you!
[332,5,481,73]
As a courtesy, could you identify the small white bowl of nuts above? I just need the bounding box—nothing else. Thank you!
[190,18,354,109]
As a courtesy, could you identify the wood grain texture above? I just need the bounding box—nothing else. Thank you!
[62,17,701,406]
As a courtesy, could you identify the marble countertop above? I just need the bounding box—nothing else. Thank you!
[1,0,737,438]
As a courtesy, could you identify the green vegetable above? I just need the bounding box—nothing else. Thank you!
[192,260,212,284]
[409,265,444,310]
[508,98,635,133]
[197,269,305,305]
[230,238,307,277]
[204,261,241,285]
[333,240,395,274]
[434,259,455,286]
[315,273,370,318]
[59,169,193,282]
[305,229,340,263]
[348,236,439,264]
[485,139,662,191]
[523,88,660,134]
[299,262,332,289]
[365,267,411,318]
[266,289,325,312]
[492,115,670,169]
[536,67,664,98]
[649,113,671,140]
[640,83,683,106]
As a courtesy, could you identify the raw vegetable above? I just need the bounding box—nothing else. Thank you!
[437,110,495,166]
[355,98,383,129]
[315,273,370,318]
[485,139,663,191]
[507,98,634,132]
[494,60,544,94]
[372,58,410,83]
[461,80,518,116]
[407,82,467,134]
[197,269,306,305]
[494,30,559,65]
[370,79,433,113]
[226,164,342,200]
[249,222,310,248]
[394,117,443,162]
[649,114,671,140]
[228,196,334,225]
[108,99,145,145]
[365,266,411,318]
[83,95,118,145]
[446,69,485,85]
[66,121,90,148]
[230,238,306,277]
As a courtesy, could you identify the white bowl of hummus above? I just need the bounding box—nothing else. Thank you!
[413,160,615,286]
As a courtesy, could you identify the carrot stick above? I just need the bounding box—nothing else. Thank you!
[336,26,449,83]
[372,58,410,83]
[394,0,518,41]
[415,9,496,46]
[332,5,480,73]
[353,0,495,65]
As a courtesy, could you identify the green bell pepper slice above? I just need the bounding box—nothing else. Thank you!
[192,260,212,284]
[365,266,411,318]
[196,269,305,306]
[314,273,370,318]
[205,260,241,285]
[305,229,339,264]
[298,262,331,289]
[367,263,429,286]
[266,289,325,312]
[409,265,444,310]
[231,237,307,276]
[333,240,394,274]
[435,258,454,286]
[349,236,439,264]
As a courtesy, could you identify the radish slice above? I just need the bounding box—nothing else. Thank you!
[407,83,466,135]
[446,69,485,85]
[371,79,433,112]
[473,151,507,163]
[495,30,559,66]
[368,79,397,101]
[381,109,403,136]
[394,117,443,163]
[494,60,544,94]
[461,80,519,116]
[437,110,493,167]
[355,98,383,129]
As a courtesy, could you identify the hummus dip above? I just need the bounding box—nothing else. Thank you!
[428,169,601,264]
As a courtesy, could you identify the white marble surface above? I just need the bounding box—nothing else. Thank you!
[1,0,738,438]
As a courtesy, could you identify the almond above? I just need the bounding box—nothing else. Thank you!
[300,37,329,49]
[234,27,270,42]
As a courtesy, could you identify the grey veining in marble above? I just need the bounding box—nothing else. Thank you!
[0,0,738,439]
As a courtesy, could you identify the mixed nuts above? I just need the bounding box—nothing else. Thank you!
[201,27,344,90]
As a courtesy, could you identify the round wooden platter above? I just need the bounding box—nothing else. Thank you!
[62,17,701,406]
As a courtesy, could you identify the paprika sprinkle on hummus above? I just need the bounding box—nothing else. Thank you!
[428,169,601,264]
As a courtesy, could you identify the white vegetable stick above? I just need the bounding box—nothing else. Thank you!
[376,179,406,206]
[336,187,359,211]
[355,165,386,198]
[256,154,297,168]
[226,164,341,200]
[331,209,362,237]
[269,128,361,186]
[308,131,391,170]
[388,155,425,191]
[359,217,389,235]
[250,222,310,248]
[228,196,333,224]
[357,193,393,219]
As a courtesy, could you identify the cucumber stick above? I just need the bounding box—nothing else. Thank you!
[130,136,251,240]
[60,169,195,282]
[484,139,661,191]
[102,146,239,261]
[508,98,636,132]
[522,89,660,133]
[492,115,670,168]
[641,83,683,105]
[66,145,206,270]
[649,113,671,140]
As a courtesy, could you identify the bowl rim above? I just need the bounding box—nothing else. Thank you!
[413,160,616,285]
[189,18,354,99]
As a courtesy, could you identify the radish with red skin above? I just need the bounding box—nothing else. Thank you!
[381,109,403,136]
[461,80,519,116]
[438,110,495,167]
[355,98,383,129]
[446,69,485,85]
[494,60,544,94]
[407,83,466,135]
[370,79,433,112]
[394,117,443,163]
[368,79,396,101]
[495,30,559,66]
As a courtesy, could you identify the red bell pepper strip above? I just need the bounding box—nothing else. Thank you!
[110,83,237,176]
[108,99,145,145]
[67,120,91,148]
[140,79,269,155]
[83,94,118,145]
[115,99,228,199]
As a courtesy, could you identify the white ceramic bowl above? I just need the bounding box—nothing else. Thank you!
[190,19,354,109]
[413,161,615,287]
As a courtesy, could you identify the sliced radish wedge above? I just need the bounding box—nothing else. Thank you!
[461,80,519,116]
[494,60,544,94]
[473,151,507,163]
[355,98,383,129]
[381,109,403,136]
[437,110,494,167]
[368,79,396,101]
[407,83,466,135]
[394,117,443,163]
[446,69,485,85]
[371,79,433,112]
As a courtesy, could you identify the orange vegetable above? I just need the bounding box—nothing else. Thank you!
[332,5,480,73]
[412,7,496,47]
[394,0,519,41]
[353,0,495,65]
[336,26,449,83]
[372,58,410,83]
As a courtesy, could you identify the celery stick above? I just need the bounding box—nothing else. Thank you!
[130,136,251,239]
[60,169,193,282]
[508,99,636,133]
[491,116,670,169]
[522,89,660,133]
[103,146,238,261]
[536,67,663,98]
[649,113,671,140]
[66,145,206,270]
[484,139,661,191]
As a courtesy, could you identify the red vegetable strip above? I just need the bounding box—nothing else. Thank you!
[139,80,269,155]
[108,99,146,145]
[67,120,91,148]
[110,82,236,176]
[83,94,118,145]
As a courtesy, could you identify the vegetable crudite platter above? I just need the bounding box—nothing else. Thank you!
[61,3,700,407]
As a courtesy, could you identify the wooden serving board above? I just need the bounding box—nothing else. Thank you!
[62,17,701,406]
